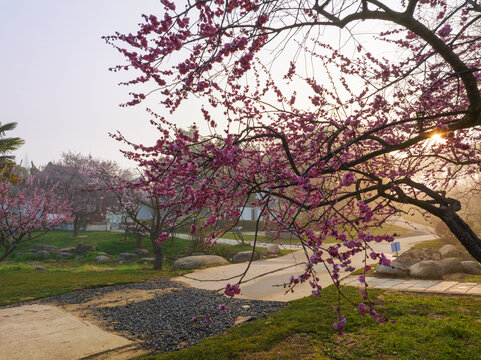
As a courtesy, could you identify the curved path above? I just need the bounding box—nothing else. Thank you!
[176,232,436,301]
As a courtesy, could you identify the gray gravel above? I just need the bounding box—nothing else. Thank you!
[39,278,286,354]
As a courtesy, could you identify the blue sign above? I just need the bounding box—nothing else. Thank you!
[391,242,401,252]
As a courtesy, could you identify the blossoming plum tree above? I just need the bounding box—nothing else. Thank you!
[0,170,71,261]
[106,0,481,327]
[87,157,200,270]
[36,153,119,236]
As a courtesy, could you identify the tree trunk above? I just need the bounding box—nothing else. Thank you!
[439,209,481,263]
[152,241,163,270]
[136,235,143,249]
[73,217,81,237]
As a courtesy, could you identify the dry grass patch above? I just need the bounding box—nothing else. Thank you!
[239,335,320,360]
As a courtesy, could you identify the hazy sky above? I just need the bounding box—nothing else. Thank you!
[1,1,395,170]
[1,0,196,169]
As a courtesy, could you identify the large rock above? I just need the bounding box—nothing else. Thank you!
[438,244,468,259]
[396,248,441,267]
[75,243,95,254]
[134,249,149,256]
[173,255,228,270]
[377,249,440,277]
[461,261,481,275]
[96,255,111,262]
[59,247,76,253]
[57,253,73,259]
[118,253,138,261]
[376,262,409,277]
[31,245,59,253]
[31,265,48,271]
[232,251,259,264]
[36,250,51,259]
[267,244,280,256]
[438,257,463,275]
[409,260,443,279]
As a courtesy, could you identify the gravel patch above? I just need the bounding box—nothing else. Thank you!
[39,278,286,354]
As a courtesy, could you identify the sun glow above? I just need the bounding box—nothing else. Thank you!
[429,133,446,145]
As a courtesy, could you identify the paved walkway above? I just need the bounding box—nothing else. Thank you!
[341,275,481,295]
[0,304,143,360]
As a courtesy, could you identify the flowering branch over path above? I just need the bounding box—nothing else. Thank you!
[107,0,481,329]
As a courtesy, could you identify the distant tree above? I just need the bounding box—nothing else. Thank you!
[0,122,24,166]
[0,169,71,261]
[91,162,196,270]
[37,153,116,236]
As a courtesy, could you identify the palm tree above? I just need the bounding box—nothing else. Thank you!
[0,122,24,166]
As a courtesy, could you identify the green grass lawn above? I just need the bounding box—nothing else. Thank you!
[1,231,293,306]
[217,233,271,242]
[10,230,193,266]
[10,230,291,265]
[410,236,465,252]
[14,230,174,255]
[0,263,167,306]
[220,224,410,246]
[139,286,481,360]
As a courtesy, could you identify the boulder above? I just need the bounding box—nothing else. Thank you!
[438,257,463,275]
[75,243,95,254]
[118,253,138,261]
[57,253,73,259]
[267,244,280,256]
[376,262,408,277]
[31,265,48,271]
[59,247,76,253]
[438,244,467,259]
[461,261,481,275]
[139,257,155,263]
[96,255,111,262]
[395,248,441,268]
[134,249,149,256]
[409,260,443,279]
[173,255,228,270]
[36,250,51,259]
[232,251,259,264]
[31,245,59,253]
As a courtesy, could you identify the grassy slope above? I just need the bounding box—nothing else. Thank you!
[140,286,481,360]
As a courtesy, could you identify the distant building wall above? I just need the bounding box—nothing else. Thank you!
[86,224,107,231]
[239,206,262,221]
